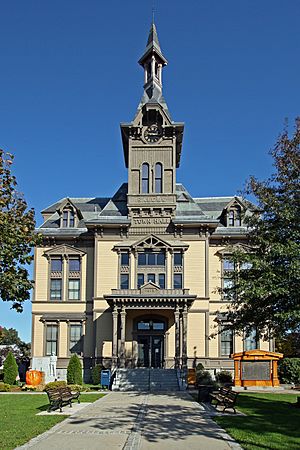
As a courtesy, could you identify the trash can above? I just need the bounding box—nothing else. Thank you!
[197,384,214,403]
[100,369,111,388]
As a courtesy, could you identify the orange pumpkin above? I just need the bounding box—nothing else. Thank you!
[26,370,43,386]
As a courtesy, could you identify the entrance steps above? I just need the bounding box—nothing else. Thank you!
[112,368,179,392]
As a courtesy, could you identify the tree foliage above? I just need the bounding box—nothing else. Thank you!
[67,354,83,385]
[219,119,300,339]
[0,326,31,366]
[0,150,39,311]
[3,351,18,385]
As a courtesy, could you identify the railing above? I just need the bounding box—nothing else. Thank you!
[111,288,190,295]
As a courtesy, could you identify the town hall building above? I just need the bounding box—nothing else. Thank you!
[31,23,272,382]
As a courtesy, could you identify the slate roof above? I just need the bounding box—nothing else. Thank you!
[38,182,252,236]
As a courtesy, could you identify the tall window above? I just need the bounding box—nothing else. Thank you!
[158,273,165,289]
[51,257,62,272]
[228,207,242,227]
[46,325,58,356]
[244,328,258,351]
[50,279,62,300]
[120,274,129,289]
[69,257,80,272]
[142,163,149,193]
[174,252,183,266]
[69,324,82,354]
[121,252,129,266]
[147,273,155,283]
[174,273,183,289]
[220,326,233,357]
[62,209,75,228]
[68,279,80,300]
[155,163,163,193]
[137,273,145,288]
[223,259,235,299]
[138,250,165,266]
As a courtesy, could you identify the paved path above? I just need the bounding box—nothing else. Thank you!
[18,392,241,450]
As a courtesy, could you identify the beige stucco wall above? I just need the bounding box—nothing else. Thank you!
[184,240,205,297]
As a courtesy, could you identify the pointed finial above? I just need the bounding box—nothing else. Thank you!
[152,0,155,24]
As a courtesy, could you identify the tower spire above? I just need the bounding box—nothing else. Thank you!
[138,22,168,112]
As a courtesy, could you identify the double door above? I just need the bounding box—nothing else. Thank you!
[137,335,164,368]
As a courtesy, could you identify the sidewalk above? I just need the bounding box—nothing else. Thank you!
[17,392,242,450]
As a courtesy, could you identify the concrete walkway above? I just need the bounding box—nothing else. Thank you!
[18,392,242,450]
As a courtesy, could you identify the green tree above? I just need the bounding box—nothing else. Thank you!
[218,119,300,339]
[0,150,39,311]
[67,354,83,385]
[3,351,18,385]
[0,327,31,366]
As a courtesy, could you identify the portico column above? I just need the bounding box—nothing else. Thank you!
[182,305,188,369]
[174,306,180,368]
[112,306,119,368]
[120,307,127,368]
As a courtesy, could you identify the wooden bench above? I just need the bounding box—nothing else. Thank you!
[46,386,81,412]
[210,387,239,414]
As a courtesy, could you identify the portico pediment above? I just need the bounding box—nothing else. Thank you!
[140,281,160,293]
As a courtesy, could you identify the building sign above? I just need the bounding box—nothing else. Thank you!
[133,217,170,226]
[241,360,271,381]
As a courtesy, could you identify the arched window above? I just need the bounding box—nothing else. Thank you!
[155,163,163,193]
[147,63,151,81]
[142,163,149,193]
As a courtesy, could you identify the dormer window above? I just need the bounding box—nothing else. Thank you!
[228,206,242,227]
[62,209,75,228]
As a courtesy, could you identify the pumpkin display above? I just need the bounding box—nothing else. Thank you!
[26,370,43,386]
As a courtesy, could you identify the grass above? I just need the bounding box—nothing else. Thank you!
[214,393,300,450]
[0,393,105,450]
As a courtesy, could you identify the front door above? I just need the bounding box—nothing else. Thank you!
[137,335,164,368]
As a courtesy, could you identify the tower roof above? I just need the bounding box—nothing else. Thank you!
[138,22,168,66]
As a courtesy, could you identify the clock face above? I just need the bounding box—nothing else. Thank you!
[144,124,162,143]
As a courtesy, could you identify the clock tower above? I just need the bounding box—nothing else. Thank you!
[121,22,184,229]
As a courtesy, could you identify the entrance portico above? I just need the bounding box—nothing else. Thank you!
[105,284,196,369]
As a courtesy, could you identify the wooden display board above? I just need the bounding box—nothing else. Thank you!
[231,349,283,387]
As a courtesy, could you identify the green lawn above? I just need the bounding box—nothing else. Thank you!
[214,393,300,450]
[0,393,105,450]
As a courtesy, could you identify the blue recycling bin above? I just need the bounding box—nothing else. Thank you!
[100,369,111,388]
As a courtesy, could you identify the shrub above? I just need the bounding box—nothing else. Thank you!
[68,384,87,392]
[215,370,233,384]
[67,354,83,385]
[278,358,300,384]
[44,380,66,391]
[196,370,214,386]
[0,382,10,392]
[3,351,18,385]
[91,364,103,385]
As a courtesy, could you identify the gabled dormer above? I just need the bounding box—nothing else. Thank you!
[221,197,246,227]
[57,198,82,228]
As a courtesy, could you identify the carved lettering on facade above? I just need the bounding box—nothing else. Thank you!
[133,217,170,226]
[133,196,173,204]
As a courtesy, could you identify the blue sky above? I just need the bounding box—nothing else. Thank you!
[0,1,299,342]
